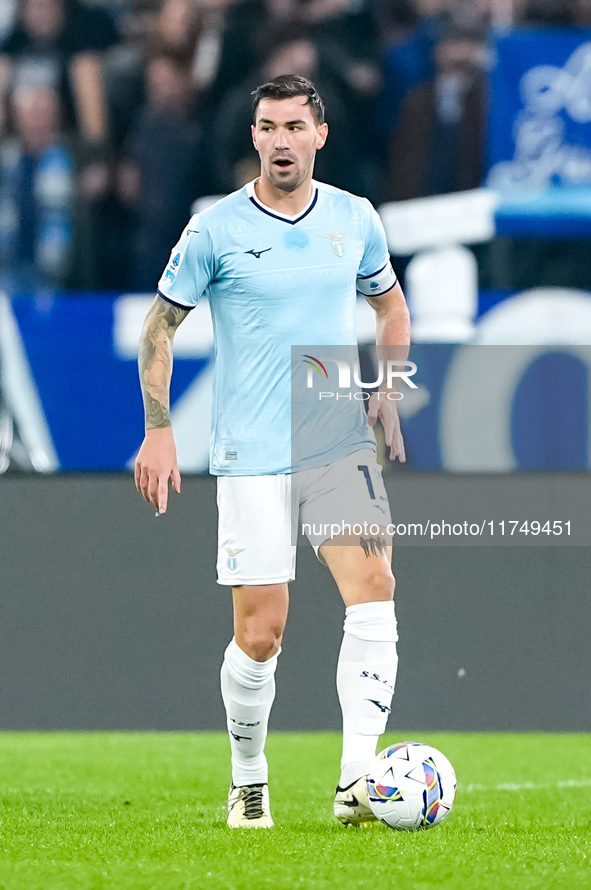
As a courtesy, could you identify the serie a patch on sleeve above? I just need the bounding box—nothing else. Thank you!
[356,262,397,297]
[159,248,184,287]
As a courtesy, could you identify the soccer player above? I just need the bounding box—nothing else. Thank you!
[135,75,411,828]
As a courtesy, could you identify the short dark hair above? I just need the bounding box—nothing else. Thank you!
[251,75,325,125]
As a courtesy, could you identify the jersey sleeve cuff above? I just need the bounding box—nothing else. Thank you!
[157,289,195,309]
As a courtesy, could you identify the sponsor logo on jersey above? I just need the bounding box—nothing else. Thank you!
[245,247,273,259]
[320,231,349,257]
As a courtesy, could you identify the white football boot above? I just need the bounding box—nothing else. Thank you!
[334,776,377,826]
[227,783,274,828]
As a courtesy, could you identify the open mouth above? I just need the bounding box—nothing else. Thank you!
[273,158,295,169]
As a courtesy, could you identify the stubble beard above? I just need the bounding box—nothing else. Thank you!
[269,167,304,193]
[267,155,314,193]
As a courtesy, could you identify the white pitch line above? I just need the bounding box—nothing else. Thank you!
[464,779,591,793]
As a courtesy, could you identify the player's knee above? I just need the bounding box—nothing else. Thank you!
[366,564,395,601]
[239,625,283,662]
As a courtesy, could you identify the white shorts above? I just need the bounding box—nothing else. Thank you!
[216,448,391,585]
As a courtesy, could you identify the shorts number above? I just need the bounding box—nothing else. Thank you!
[357,465,376,500]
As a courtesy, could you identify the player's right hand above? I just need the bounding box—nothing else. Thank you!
[368,392,406,463]
[134,427,181,515]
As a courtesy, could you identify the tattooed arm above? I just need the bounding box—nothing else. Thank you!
[134,295,191,513]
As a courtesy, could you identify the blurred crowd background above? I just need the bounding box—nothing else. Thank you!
[0,0,589,293]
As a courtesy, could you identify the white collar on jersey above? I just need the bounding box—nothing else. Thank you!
[246,179,318,224]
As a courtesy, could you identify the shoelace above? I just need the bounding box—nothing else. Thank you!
[241,787,264,820]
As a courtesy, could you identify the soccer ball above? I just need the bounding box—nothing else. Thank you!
[367,741,456,830]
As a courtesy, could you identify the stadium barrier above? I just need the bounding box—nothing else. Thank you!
[1,472,590,730]
[1,287,591,472]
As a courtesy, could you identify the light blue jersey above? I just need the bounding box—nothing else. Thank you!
[158,180,397,475]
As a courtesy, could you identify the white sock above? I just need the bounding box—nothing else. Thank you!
[336,601,398,788]
[220,638,279,787]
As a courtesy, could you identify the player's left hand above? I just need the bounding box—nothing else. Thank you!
[368,393,406,462]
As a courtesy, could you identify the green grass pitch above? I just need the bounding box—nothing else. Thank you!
[0,732,589,890]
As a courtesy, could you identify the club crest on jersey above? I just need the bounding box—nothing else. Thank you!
[320,232,349,257]
[225,547,244,572]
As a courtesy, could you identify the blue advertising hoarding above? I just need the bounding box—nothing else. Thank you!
[487,29,591,237]
[6,294,208,471]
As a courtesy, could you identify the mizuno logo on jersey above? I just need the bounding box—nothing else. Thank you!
[320,232,349,257]
[244,247,272,258]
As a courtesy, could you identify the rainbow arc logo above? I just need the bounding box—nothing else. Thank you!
[302,355,329,380]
